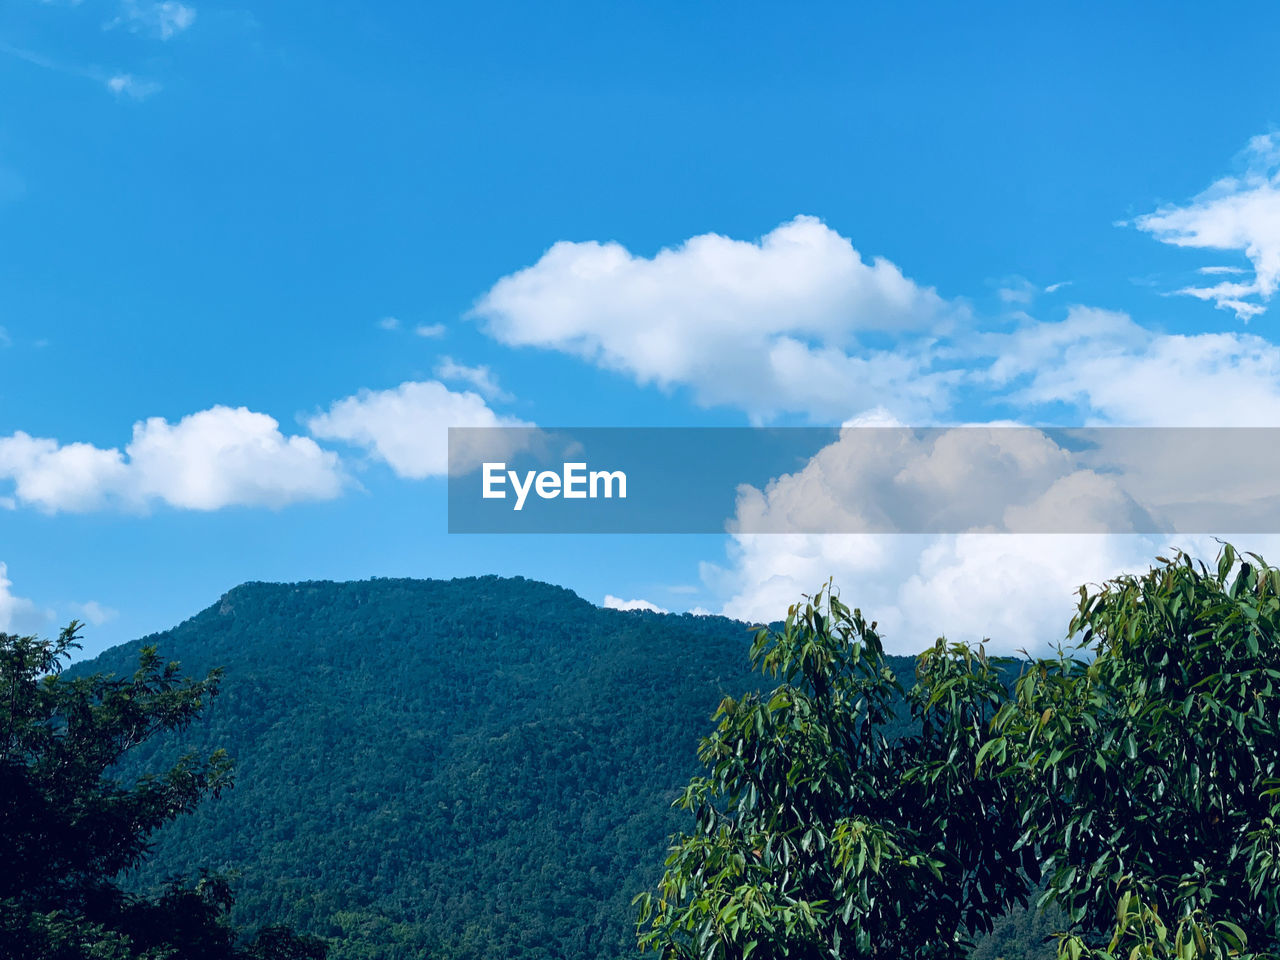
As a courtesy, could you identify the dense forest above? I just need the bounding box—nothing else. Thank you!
[71,576,1056,960]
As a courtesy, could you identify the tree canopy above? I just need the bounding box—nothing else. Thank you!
[1004,545,1280,959]
[0,622,326,960]
[634,586,1031,959]
[639,547,1280,960]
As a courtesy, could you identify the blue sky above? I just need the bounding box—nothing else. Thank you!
[4,1,1280,657]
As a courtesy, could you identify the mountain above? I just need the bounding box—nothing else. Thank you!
[77,575,1052,960]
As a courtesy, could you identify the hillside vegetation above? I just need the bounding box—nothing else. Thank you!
[79,575,1049,959]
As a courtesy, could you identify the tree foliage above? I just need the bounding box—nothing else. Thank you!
[640,547,1280,960]
[0,622,326,960]
[635,586,1032,958]
[993,546,1280,959]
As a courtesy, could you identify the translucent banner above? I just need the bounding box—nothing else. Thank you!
[447,426,1280,534]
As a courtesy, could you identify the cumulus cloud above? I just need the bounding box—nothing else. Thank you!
[473,216,962,423]
[307,380,531,479]
[415,323,446,339]
[0,406,345,513]
[377,316,401,331]
[434,357,511,403]
[470,214,1280,426]
[729,423,1157,535]
[602,595,669,614]
[126,408,344,509]
[707,532,1276,655]
[709,412,1280,651]
[1132,133,1280,321]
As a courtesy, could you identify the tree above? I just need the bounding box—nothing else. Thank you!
[0,622,327,960]
[639,546,1280,960]
[635,586,1033,958]
[991,547,1280,959]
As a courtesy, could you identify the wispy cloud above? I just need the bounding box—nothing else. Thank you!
[414,322,446,338]
[1131,132,1280,321]
[110,0,197,40]
[996,276,1037,305]
[0,40,65,72]
[0,562,54,634]
[107,73,161,100]
[0,39,161,100]
[433,357,511,403]
[71,600,118,626]
[996,276,1071,303]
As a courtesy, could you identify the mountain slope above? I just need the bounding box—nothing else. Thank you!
[80,576,778,959]
[78,575,1045,960]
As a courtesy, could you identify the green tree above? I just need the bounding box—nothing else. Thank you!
[991,547,1280,960]
[635,585,1033,958]
[0,623,327,960]
[639,546,1280,960]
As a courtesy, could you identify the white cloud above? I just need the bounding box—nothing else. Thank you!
[469,214,1280,427]
[707,408,1280,651]
[106,73,161,100]
[706,532,1276,655]
[686,606,714,616]
[415,323,446,339]
[989,306,1280,425]
[433,357,511,402]
[0,434,130,512]
[996,276,1037,305]
[72,601,118,626]
[728,423,1154,536]
[602,595,669,614]
[0,562,54,634]
[378,316,400,330]
[307,380,531,479]
[113,0,196,39]
[0,40,149,101]
[126,407,344,509]
[0,406,345,513]
[1132,133,1280,321]
[473,216,962,422]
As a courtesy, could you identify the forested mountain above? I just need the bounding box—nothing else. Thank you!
[76,576,1052,960]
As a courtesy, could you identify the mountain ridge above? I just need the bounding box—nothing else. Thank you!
[77,575,770,960]
[73,574,1050,960]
